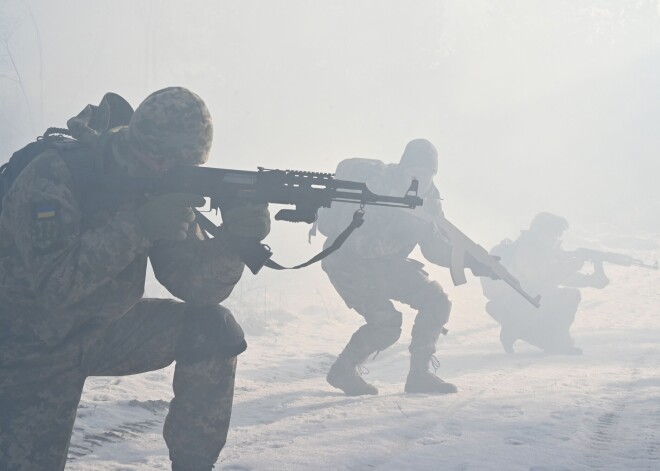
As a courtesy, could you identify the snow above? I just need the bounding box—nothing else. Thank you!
[66,232,660,470]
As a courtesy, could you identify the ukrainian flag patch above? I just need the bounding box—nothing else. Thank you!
[32,201,63,252]
[35,204,58,219]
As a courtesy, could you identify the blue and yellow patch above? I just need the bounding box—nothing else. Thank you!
[31,201,63,253]
[35,204,58,219]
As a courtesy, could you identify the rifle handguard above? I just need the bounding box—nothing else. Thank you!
[275,208,318,224]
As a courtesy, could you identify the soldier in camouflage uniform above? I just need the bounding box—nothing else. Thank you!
[0,87,271,471]
[319,139,491,396]
[481,212,609,355]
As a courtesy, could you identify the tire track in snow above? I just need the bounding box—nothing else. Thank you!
[577,351,659,470]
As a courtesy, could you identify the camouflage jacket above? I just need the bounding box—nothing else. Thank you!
[0,142,244,357]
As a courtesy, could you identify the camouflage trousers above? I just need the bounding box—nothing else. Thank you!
[0,299,239,471]
[322,255,451,357]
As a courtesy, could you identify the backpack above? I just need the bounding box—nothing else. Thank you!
[316,158,386,238]
[0,132,77,214]
[0,93,133,215]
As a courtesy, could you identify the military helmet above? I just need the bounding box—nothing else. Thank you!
[529,212,569,235]
[127,86,213,166]
[399,139,438,174]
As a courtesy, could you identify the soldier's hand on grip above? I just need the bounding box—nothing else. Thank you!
[136,193,205,242]
[220,203,271,241]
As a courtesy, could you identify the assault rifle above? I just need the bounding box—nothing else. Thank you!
[406,205,542,308]
[435,216,542,308]
[573,248,658,270]
[154,165,423,273]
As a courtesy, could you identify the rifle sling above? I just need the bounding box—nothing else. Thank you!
[193,208,364,273]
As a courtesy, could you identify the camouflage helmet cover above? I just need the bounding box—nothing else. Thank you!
[399,138,438,174]
[127,86,213,165]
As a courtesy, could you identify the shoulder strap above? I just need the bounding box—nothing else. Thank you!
[263,209,364,271]
[193,208,365,274]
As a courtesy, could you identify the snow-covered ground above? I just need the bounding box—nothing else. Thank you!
[66,231,660,470]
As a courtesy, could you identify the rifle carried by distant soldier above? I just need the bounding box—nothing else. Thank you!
[572,248,658,270]
[439,216,542,307]
[406,205,542,307]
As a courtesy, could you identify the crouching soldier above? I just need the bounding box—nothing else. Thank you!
[0,87,270,471]
[318,139,492,396]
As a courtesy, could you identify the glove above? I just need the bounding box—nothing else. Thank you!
[135,193,205,242]
[221,203,271,241]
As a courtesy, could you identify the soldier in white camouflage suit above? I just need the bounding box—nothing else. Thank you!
[481,212,609,355]
[0,87,270,471]
[319,139,491,396]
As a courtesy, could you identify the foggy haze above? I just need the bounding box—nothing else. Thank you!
[2,0,659,248]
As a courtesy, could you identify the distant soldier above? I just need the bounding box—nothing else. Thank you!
[317,139,493,396]
[481,212,610,355]
[0,88,270,471]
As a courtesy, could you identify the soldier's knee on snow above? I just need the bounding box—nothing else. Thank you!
[176,305,247,365]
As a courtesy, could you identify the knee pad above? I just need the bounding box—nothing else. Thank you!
[372,311,403,350]
[176,305,247,364]
[415,282,452,326]
[355,311,403,352]
[374,324,402,351]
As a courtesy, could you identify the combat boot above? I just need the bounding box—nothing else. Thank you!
[404,353,457,394]
[326,353,378,396]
